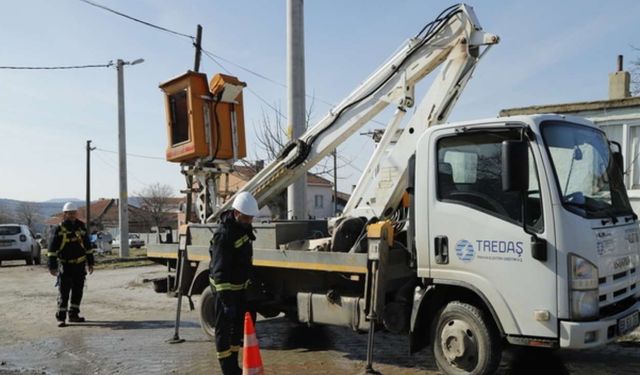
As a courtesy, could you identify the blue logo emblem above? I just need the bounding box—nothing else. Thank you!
[455,240,475,263]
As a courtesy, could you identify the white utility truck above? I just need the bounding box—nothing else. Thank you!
[148,4,640,374]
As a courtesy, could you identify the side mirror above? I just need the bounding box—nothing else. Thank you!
[610,141,624,172]
[502,140,529,192]
[613,151,624,172]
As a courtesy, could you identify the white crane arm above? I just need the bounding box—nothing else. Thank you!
[210,4,498,222]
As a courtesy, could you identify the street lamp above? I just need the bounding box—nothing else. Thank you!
[116,58,144,258]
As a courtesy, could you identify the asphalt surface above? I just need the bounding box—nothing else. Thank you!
[0,262,639,374]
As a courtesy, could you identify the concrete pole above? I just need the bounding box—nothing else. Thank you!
[116,59,130,258]
[287,0,307,220]
[86,140,93,232]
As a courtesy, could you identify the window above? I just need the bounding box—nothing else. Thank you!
[314,195,324,209]
[542,121,632,219]
[169,89,190,145]
[437,130,543,231]
[0,226,21,235]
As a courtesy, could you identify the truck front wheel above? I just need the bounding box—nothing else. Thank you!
[198,287,217,340]
[432,301,501,375]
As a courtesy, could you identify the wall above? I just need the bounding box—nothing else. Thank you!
[306,185,333,219]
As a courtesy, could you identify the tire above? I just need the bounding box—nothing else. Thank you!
[432,301,502,375]
[26,250,34,266]
[198,287,217,340]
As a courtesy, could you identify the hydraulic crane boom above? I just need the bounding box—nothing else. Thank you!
[210,4,498,223]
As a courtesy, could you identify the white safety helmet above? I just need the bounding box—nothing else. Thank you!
[62,202,78,212]
[232,192,259,217]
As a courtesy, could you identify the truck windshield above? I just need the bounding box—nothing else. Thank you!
[541,121,633,219]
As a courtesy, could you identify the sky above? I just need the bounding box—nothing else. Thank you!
[1,0,639,203]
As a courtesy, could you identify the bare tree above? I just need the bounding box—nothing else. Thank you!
[631,46,640,96]
[136,183,175,229]
[16,202,40,229]
[249,98,357,218]
[0,210,12,225]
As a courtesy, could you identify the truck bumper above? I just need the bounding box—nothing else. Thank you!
[559,299,640,349]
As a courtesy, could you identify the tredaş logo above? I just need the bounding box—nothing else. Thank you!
[455,240,475,263]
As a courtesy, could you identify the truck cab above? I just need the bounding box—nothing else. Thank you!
[414,114,640,355]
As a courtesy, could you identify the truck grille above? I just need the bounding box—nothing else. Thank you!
[599,267,638,318]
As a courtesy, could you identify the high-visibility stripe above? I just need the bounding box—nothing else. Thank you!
[234,234,250,248]
[58,308,67,312]
[59,226,86,251]
[70,304,80,309]
[209,277,248,291]
[230,345,241,353]
[47,252,57,257]
[216,349,232,359]
[60,256,86,264]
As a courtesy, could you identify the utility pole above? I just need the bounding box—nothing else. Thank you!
[287,0,307,220]
[86,140,95,232]
[116,58,144,257]
[333,149,338,216]
[193,24,203,72]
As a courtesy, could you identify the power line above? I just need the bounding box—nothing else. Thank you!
[0,62,113,70]
[79,0,194,41]
[95,147,164,161]
[78,0,386,128]
[78,0,337,109]
[202,49,287,120]
[93,151,152,187]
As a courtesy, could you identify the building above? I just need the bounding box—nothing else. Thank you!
[223,164,348,219]
[500,55,640,212]
[45,198,151,235]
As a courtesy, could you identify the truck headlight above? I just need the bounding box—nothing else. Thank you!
[570,290,599,320]
[569,254,599,320]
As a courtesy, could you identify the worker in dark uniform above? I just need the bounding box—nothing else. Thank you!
[209,192,258,375]
[48,202,94,327]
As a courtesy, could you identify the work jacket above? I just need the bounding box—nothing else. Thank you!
[48,219,94,270]
[209,210,255,292]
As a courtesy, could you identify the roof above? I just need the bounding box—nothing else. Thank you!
[45,199,113,225]
[45,199,147,226]
[232,165,332,187]
[500,96,640,117]
[333,191,351,204]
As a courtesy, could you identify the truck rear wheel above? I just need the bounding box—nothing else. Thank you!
[198,287,217,340]
[432,301,501,375]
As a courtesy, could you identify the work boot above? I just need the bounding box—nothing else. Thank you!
[55,311,66,327]
[68,314,86,323]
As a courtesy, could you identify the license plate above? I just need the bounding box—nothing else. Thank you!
[618,311,640,336]
[0,240,11,247]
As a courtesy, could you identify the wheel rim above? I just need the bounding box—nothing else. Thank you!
[440,318,479,371]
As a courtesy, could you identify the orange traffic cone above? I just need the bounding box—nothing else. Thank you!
[242,312,264,375]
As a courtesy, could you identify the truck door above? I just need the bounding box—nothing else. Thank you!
[425,126,557,338]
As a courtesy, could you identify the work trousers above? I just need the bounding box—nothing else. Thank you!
[56,263,86,321]
[214,289,246,374]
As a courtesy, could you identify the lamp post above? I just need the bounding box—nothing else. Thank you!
[116,58,144,258]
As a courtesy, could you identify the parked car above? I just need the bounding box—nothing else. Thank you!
[0,224,41,265]
[112,233,145,249]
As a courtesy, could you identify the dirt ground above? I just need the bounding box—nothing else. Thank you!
[0,261,639,375]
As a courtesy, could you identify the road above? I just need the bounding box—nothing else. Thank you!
[0,262,639,374]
